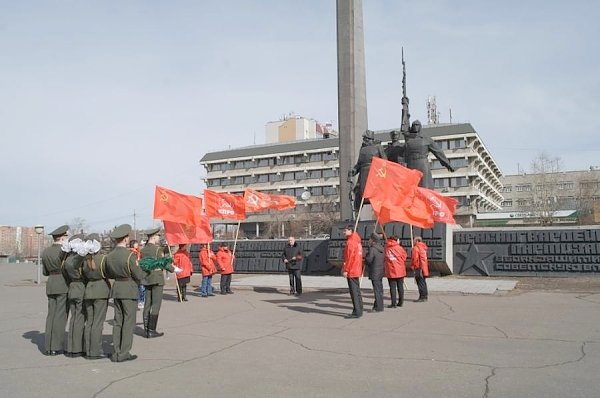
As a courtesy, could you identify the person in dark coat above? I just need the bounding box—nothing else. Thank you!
[41,224,70,356]
[365,233,385,312]
[282,236,303,296]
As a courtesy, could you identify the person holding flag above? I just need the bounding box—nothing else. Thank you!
[384,236,407,308]
[173,244,193,302]
[216,243,235,295]
[199,244,217,297]
[365,233,384,312]
[411,236,430,302]
[342,225,364,318]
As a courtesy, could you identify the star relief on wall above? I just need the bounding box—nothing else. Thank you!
[457,243,495,276]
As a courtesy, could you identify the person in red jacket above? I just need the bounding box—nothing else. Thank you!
[411,236,429,302]
[342,225,364,318]
[173,244,193,302]
[216,243,235,295]
[384,236,407,308]
[199,244,217,297]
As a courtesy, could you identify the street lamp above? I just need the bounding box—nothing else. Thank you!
[34,225,44,284]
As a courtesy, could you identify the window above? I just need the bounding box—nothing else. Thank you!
[450,158,468,168]
[450,177,468,187]
[323,169,338,178]
[269,174,281,182]
[257,174,268,183]
[323,152,337,161]
[456,196,470,206]
[257,158,274,167]
[233,176,244,184]
[323,186,338,195]
[295,171,307,179]
[558,182,574,190]
[308,170,321,179]
[517,199,528,206]
[243,176,255,184]
[502,200,513,207]
[434,178,449,188]
[311,186,323,196]
[501,186,512,193]
[283,172,295,181]
[450,139,466,149]
[309,153,322,162]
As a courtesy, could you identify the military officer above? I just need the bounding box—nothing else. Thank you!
[105,224,146,362]
[64,234,87,358]
[42,225,70,356]
[141,227,176,338]
[82,233,110,360]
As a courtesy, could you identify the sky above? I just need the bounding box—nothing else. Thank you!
[1,0,599,232]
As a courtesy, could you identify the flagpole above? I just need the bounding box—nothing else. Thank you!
[408,224,415,291]
[232,220,241,258]
[353,196,366,232]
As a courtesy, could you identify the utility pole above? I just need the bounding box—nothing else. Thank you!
[133,209,137,240]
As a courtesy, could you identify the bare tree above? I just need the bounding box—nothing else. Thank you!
[68,217,89,235]
[526,152,563,225]
[574,171,600,224]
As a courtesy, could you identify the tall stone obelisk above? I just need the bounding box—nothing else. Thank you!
[337,0,368,221]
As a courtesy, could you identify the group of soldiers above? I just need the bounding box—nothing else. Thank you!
[41,224,183,362]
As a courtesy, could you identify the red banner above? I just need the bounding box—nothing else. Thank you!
[417,187,458,224]
[204,189,246,220]
[163,219,213,244]
[244,188,296,212]
[153,186,203,226]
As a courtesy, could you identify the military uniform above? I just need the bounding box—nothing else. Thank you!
[64,245,86,357]
[351,131,387,210]
[83,234,110,359]
[105,224,146,362]
[141,228,174,338]
[42,225,70,355]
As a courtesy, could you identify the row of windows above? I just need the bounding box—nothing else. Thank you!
[206,169,340,187]
[433,177,469,188]
[438,138,467,150]
[206,152,338,172]
[431,158,469,170]
[502,181,577,193]
[223,186,339,198]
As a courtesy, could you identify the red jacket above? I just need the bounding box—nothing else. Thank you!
[343,232,363,278]
[411,241,429,277]
[173,249,193,279]
[200,247,217,276]
[216,247,234,275]
[384,239,407,279]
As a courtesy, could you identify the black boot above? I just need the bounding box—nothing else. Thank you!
[147,314,164,338]
[143,316,149,338]
[182,285,188,301]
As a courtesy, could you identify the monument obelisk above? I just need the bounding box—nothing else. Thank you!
[337,0,368,221]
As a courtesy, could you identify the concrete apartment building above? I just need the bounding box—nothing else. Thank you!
[0,226,47,261]
[200,122,503,235]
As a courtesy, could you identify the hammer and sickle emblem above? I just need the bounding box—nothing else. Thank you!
[375,167,387,178]
[160,193,169,202]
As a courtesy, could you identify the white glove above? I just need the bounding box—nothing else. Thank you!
[173,266,182,274]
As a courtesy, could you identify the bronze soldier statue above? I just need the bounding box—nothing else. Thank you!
[348,130,387,212]
[385,130,405,166]
[403,120,454,188]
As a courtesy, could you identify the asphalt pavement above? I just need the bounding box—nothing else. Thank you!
[1,262,599,398]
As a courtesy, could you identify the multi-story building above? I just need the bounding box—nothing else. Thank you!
[0,226,47,260]
[200,122,503,234]
[265,114,337,144]
[477,169,600,225]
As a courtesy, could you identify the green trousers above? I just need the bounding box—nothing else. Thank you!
[45,294,67,352]
[143,285,164,318]
[84,299,108,357]
[112,299,137,361]
[67,298,85,354]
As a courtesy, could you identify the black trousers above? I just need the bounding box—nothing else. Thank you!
[370,278,384,311]
[415,269,428,299]
[388,278,405,306]
[288,269,302,294]
[220,274,232,293]
[347,277,363,316]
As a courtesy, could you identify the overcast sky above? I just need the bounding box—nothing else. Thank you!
[1,0,599,232]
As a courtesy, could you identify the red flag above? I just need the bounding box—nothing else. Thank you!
[204,190,246,220]
[153,186,203,226]
[163,219,213,244]
[244,188,296,212]
[375,194,434,229]
[363,157,422,213]
[417,187,458,224]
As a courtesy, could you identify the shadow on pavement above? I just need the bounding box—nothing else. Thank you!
[22,330,45,353]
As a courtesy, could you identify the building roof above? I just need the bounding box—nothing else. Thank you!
[200,123,479,163]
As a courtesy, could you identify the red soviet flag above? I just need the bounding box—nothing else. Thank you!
[363,157,423,213]
[417,187,458,224]
[204,189,246,220]
[163,219,213,244]
[244,188,296,212]
[153,186,203,226]
[375,190,435,229]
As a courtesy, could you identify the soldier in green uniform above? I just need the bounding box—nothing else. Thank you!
[82,233,110,360]
[41,224,70,356]
[64,234,87,358]
[105,224,146,362]
[141,227,178,338]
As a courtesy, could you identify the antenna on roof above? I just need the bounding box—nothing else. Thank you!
[426,96,438,125]
[449,107,453,123]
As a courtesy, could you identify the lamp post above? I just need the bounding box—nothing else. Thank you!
[34,225,44,284]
